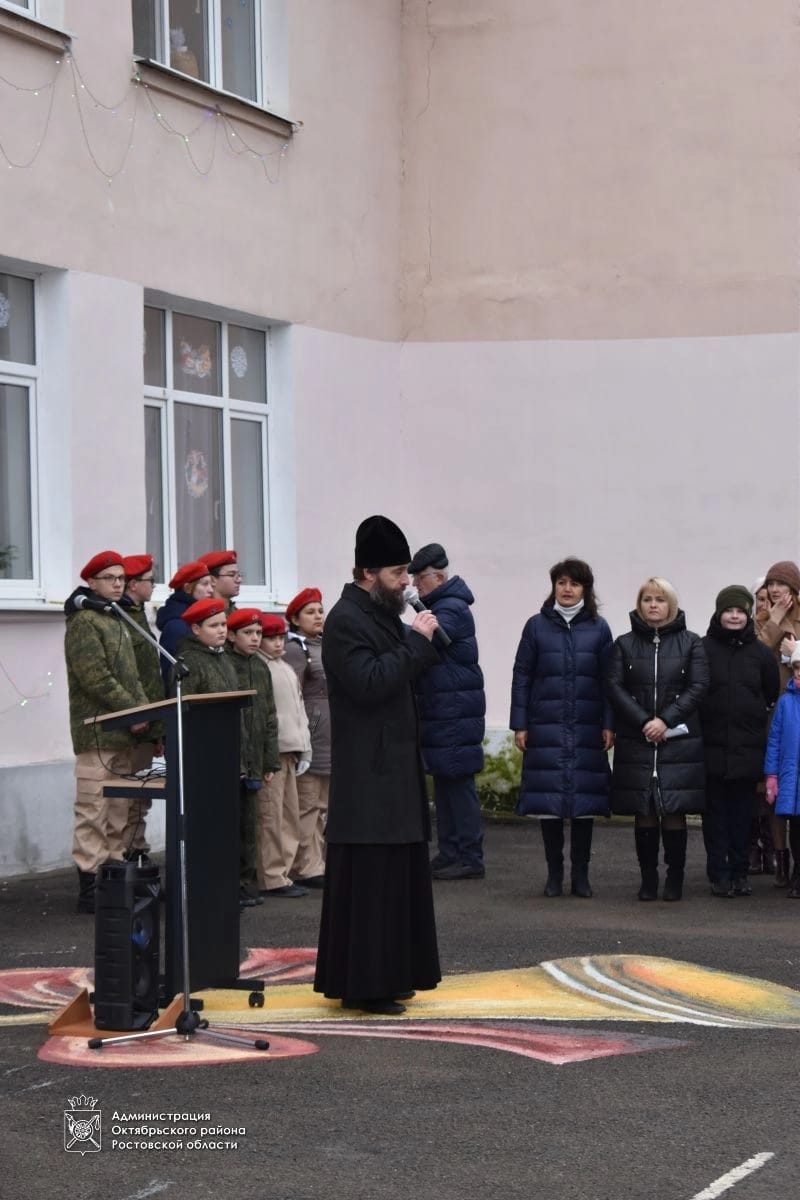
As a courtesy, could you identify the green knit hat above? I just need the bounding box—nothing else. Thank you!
[715,585,753,617]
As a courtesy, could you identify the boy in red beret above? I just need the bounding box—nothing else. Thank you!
[155,560,214,687]
[175,598,238,694]
[202,549,241,612]
[63,551,151,913]
[255,614,312,896]
[226,609,281,906]
[284,587,330,887]
[118,553,164,861]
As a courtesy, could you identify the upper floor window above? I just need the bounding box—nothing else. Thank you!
[133,0,269,106]
[144,304,273,594]
[0,273,38,586]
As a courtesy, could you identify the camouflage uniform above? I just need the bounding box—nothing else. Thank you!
[64,600,150,874]
[173,633,238,696]
[227,646,280,887]
[118,594,165,854]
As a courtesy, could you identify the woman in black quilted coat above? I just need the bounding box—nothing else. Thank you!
[606,578,709,901]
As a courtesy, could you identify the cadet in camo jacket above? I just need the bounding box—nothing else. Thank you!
[118,553,164,859]
[63,549,150,914]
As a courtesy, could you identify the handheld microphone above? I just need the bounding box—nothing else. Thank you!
[404,587,451,647]
[73,594,117,614]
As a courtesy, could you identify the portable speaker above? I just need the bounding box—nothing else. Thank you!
[93,859,161,1030]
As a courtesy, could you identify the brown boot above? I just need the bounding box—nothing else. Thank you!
[774,849,791,888]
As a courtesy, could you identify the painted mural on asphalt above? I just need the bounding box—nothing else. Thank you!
[2,950,800,1068]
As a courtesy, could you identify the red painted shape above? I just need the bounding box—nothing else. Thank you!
[240,1020,689,1065]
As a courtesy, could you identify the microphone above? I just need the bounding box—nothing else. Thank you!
[404,587,451,647]
[73,594,117,614]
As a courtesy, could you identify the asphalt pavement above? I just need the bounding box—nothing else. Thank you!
[2,819,799,1200]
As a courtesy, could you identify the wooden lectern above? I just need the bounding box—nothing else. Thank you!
[90,690,262,1003]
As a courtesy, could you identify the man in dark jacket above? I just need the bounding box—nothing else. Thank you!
[408,542,486,880]
[314,515,442,1015]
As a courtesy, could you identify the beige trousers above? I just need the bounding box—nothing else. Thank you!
[73,748,134,873]
[255,752,301,890]
[292,773,329,879]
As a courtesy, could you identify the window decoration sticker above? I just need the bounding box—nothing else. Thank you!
[230,344,248,379]
[180,340,213,379]
[185,449,209,499]
[0,293,10,330]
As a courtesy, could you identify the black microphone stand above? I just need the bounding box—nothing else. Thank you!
[88,601,269,1052]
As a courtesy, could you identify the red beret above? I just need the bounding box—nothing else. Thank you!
[202,549,237,572]
[182,598,226,626]
[169,560,210,591]
[286,587,322,621]
[261,613,287,637]
[122,554,154,579]
[80,550,124,582]
[227,607,263,632]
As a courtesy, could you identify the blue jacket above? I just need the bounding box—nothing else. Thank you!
[414,576,486,777]
[155,590,193,686]
[510,605,613,818]
[764,678,800,817]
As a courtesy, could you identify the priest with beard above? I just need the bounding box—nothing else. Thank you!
[314,514,442,1015]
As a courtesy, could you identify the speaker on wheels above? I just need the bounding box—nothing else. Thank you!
[93,859,161,1031]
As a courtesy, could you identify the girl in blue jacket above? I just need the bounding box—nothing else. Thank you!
[764,646,800,898]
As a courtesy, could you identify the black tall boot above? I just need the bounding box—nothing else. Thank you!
[570,819,594,898]
[634,827,660,901]
[76,868,96,915]
[662,827,688,901]
[540,819,564,897]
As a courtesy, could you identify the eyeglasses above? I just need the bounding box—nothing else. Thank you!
[218,571,243,580]
[138,576,156,584]
[94,574,125,583]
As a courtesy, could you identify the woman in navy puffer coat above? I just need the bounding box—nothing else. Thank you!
[510,558,613,899]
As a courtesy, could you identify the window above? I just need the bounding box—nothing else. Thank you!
[133,0,270,106]
[0,273,38,586]
[144,304,272,592]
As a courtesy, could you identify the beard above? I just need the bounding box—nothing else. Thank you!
[370,578,407,616]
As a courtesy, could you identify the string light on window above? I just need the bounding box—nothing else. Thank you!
[0,44,294,184]
[0,664,55,717]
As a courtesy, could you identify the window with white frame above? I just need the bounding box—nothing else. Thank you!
[132,0,281,106]
[144,305,272,591]
[0,273,38,586]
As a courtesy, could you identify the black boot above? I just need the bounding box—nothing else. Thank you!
[76,868,96,914]
[774,848,791,888]
[540,819,564,897]
[662,827,687,901]
[570,819,594,897]
[634,827,660,901]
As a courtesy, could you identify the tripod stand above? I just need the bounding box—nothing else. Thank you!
[87,603,269,1053]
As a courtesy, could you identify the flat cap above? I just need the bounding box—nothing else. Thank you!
[408,543,448,575]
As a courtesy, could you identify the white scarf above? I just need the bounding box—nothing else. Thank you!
[554,598,585,623]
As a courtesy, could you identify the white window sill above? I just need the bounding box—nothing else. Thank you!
[133,58,295,141]
[0,5,70,52]
[0,598,64,613]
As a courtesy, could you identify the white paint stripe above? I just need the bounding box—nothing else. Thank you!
[578,960,764,1028]
[541,962,723,1026]
[120,1182,175,1200]
[690,1152,775,1199]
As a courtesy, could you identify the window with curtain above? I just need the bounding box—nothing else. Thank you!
[143,304,271,593]
[132,0,262,104]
